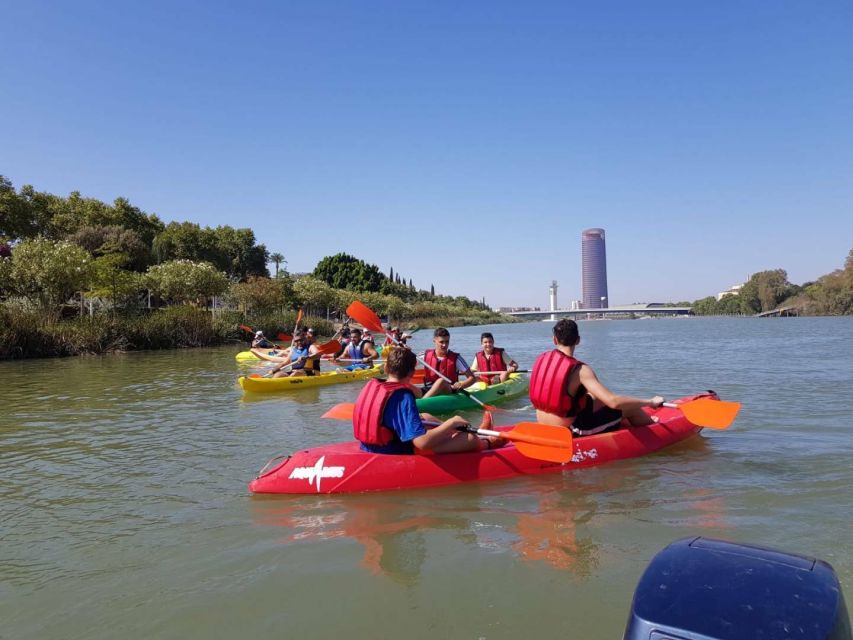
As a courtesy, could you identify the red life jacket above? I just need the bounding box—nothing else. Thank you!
[423,349,459,384]
[529,349,587,416]
[475,348,506,384]
[353,379,413,445]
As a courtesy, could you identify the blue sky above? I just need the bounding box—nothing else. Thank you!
[2,0,852,307]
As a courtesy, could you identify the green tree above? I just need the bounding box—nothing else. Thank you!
[68,225,151,271]
[739,269,791,313]
[146,260,228,304]
[269,252,286,277]
[87,254,144,312]
[293,275,337,315]
[228,276,293,314]
[717,294,743,315]
[0,176,38,241]
[211,226,268,279]
[5,238,95,314]
[691,296,718,315]
[805,249,853,314]
[313,253,384,292]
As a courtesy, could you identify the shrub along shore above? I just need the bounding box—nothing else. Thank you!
[0,306,514,360]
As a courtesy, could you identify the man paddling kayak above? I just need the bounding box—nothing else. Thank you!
[471,332,519,385]
[269,332,320,378]
[332,327,379,371]
[530,319,665,435]
[354,347,505,454]
[413,327,477,398]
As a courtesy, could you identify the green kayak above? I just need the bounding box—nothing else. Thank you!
[415,373,528,414]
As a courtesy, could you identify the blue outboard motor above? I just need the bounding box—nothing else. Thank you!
[624,537,851,640]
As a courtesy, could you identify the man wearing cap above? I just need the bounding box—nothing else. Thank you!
[269,332,320,378]
[252,331,274,349]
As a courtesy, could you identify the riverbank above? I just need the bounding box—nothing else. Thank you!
[0,306,516,360]
[0,307,336,360]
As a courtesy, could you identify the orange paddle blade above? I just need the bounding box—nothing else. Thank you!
[239,324,253,333]
[346,301,386,334]
[514,440,574,463]
[249,373,263,378]
[507,422,574,448]
[322,403,356,420]
[676,398,741,429]
[294,308,303,328]
[314,339,342,356]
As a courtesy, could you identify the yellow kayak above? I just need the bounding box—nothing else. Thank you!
[235,348,285,362]
[238,365,384,393]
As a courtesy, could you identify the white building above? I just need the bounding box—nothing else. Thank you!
[717,284,744,301]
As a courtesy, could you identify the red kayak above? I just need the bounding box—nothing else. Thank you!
[249,394,712,495]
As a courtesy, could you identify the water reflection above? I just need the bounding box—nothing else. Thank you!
[251,496,467,584]
[251,478,616,582]
[239,386,325,405]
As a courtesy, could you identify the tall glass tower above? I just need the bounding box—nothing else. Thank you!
[582,228,608,309]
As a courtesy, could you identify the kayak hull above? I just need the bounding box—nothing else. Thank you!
[249,394,713,494]
[236,349,284,362]
[239,366,383,393]
[415,373,529,413]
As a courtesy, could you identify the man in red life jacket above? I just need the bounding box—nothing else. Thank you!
[383,326,403,346]
[471,332,519,385]
[414,327,477,398]
[530,319,665,436]
[353,347,505,454]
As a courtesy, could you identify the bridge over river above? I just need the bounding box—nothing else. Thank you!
[504,303,693,320]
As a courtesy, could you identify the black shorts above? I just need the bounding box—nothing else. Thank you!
[421,381,434,394]
[571,400,623,436]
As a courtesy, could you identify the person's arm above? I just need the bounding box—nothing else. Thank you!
[453,355,477,391]
[362,343,378,363]
[502,351,519,372]
[270,348,293,373]
[412,415,469,451]
[577,365,663,411]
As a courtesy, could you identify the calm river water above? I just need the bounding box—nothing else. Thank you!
[2,317,851,638]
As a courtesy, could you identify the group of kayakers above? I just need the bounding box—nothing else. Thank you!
[251,318,666,455]
[353,319,665,456]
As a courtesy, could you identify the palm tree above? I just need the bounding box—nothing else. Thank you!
[270,253,285,277]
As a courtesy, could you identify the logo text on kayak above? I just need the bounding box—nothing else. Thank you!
[288,456,345,492]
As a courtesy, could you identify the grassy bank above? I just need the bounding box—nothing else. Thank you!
[0,305,520,360]
[0,307,334,360]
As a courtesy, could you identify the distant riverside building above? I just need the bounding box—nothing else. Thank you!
[716,283,745,301]
[496,306,541,313]
[582,228,609,309]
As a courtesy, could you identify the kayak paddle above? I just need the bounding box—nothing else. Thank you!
[249,339,342,378]
[346,301,506,413]
[460,422,574,463]
[661,398,740,429]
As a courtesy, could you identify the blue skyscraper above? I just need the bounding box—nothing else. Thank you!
[582,228,608,309]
